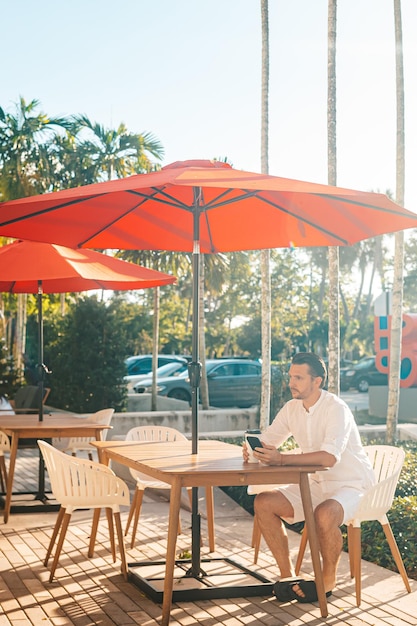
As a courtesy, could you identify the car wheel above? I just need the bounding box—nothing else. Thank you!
[168,389,191,404]
[357,378,369,393]
[340,382,350,392]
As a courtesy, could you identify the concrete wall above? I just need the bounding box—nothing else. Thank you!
[108,406,259,441]
[369,386,417,422]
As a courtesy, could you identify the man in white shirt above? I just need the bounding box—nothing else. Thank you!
[243,352,374,604]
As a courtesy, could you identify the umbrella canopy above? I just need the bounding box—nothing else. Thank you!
[0,160,416,251]
[0,240,176,293]
[0,240,176,420]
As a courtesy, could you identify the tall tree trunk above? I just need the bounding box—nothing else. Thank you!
[14,293,27,381]
[259,0,271,429]
[327,0,340,394]
[386,0,405,443]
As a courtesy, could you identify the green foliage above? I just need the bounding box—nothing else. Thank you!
[46,297,128,413]
[0,336,19,398]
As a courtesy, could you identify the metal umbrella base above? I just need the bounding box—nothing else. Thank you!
[128,557,273,603]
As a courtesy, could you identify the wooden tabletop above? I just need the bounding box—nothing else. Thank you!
[0,414,112,437]
[92,439,327,488]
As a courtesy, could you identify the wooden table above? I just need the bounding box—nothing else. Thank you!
[0,414,111,523]
[92,439,328,625]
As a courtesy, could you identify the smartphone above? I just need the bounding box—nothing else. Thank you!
[246,435,263,450]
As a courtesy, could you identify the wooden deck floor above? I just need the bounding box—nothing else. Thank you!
[0,449,416,625]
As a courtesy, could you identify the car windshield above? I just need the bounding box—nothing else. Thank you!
[156,362,187,377]
[355,358,374,370]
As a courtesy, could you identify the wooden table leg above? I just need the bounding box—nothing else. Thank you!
[161,478,182,626]
[3,434,19,523]
[299,473,328,618]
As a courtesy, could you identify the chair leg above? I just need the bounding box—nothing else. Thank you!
[295,525,308,575]
[49,511,72,582]
[382,521,411,593]
[125,487,138,536]
[350,525,362,606]
[106,508,116,562]
[114,510,128,581]
[252,515,262,564]
[130,488,145,549]
[88,509,101,558]
[205,486,215,552]
[347,524,355,578]
[0,455,7,492]
[45,506,66,566]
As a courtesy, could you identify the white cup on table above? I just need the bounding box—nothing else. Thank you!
[245,431,262,463]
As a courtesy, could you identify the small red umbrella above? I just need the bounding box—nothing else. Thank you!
[0,240,176,420]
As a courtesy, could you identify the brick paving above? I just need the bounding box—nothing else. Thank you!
[0,448,416,625]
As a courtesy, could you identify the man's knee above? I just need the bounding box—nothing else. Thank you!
[254,490,294,519]
[314,499,344,531]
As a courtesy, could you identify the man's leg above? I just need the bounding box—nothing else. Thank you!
[291,498,344,597]
[254,490,296,578]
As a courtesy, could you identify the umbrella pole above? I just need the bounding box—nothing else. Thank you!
[36,281,47,502]
[37,281,44,422]
[187,189,203,577]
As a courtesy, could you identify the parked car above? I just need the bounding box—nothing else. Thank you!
[130,360,189,392]
[134,358,272,408]
[124,354,190,378]
[340,356,387,392]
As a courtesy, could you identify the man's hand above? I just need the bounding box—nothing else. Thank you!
[251,441,282,465]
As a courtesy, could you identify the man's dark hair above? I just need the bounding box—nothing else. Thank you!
[291,352,327,388]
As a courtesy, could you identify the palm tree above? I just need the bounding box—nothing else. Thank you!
[73,115,164,180]
[0,96,72,200]
[259,0,271,429]
[386,0,405,443]
[327,0,340,394]
[0,97,72,375]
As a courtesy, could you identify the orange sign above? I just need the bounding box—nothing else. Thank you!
[374,314,417,387]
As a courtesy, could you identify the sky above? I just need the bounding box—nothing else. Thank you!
[2,0,417,213]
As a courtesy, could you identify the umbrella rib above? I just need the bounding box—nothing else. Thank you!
[0,195,99,227]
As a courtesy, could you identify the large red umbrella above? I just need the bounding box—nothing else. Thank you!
[1,159,416,575]
[0,240,176,420]
[1,160,416,428]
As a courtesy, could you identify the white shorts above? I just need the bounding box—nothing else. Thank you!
[272,480,364,525]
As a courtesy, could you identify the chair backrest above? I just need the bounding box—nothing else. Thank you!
[352,445,405,523]
[38,439,129,508]
[125,425,188,443]
[63,408,115,448]
[12,385,50,410]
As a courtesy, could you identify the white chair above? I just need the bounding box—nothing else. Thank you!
[282,444,411,606]
[124,425,215,551]
[38,439,130,582]
[52,408,114,459]
[0,431,10,492]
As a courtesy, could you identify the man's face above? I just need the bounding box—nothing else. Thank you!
[288,363,322,400]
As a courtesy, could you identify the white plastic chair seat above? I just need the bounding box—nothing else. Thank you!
[38,439,130,582]
[124,425,216,551]
[0,431,10,492]
[52,408,114,459]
